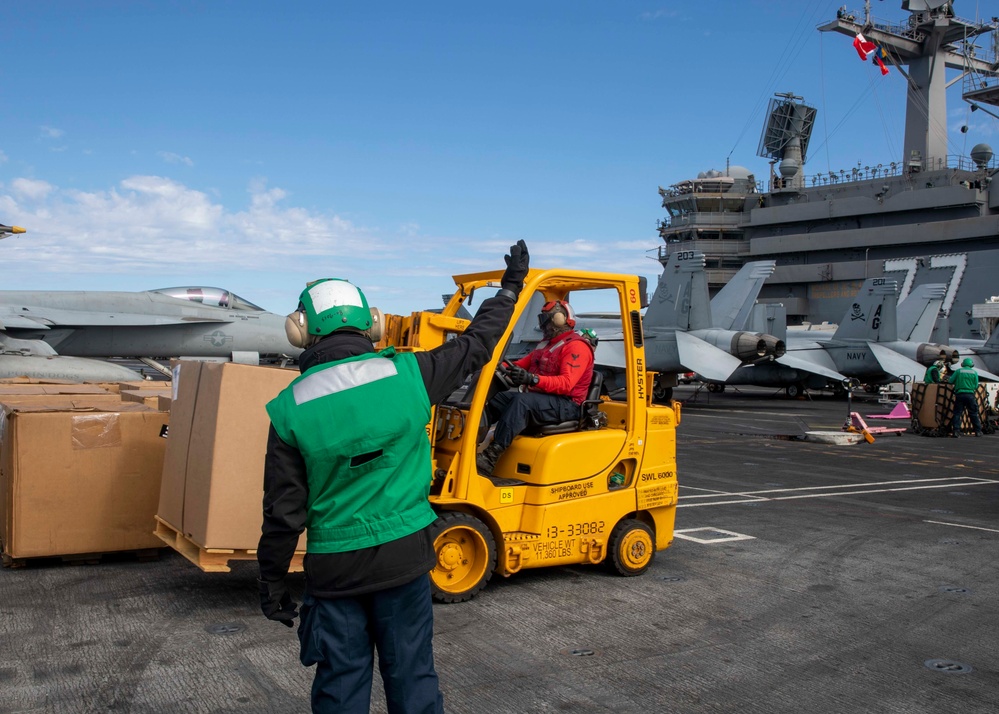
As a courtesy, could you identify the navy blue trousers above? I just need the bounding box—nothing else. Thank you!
[487,390,580,449]
[298,574,444,714]
[952,392,982,434]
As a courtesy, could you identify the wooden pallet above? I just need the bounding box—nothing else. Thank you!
[153,517,304,573]
[2,545,162,569]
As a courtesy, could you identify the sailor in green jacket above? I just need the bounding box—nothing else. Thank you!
[949,357,983,437]
[257,241,529,713]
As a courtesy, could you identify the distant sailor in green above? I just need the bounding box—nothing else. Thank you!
[949,357,983,438]
[923,360,943,384]
[256,241,529,714]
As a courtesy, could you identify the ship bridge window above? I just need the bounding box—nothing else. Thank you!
[151,286,265,311]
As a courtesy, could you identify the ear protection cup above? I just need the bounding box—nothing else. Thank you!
[285,310,311,348]
[540,299,576,331]
[367,307,385,343]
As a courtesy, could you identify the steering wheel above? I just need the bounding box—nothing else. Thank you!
[494,360,517,391]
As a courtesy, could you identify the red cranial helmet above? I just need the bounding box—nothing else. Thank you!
[538,300,575,336]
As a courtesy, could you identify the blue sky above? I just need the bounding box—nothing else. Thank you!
[2,1,994,315]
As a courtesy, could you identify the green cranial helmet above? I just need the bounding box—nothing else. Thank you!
[962,357,974,369]
[299,278,372,336]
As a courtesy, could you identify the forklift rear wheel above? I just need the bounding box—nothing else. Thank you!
[429,512,497,603]
[606,519,655,576]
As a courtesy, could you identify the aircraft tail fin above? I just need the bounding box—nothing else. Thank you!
[504,290,547,357]
[644,250,711,331]
[745,303,787,342]
[896,283,946,342]
[710,260,776,330]
[831,279,899,342]
[984,324,999,349]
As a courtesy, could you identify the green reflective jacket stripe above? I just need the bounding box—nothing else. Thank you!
[266,349,436,553]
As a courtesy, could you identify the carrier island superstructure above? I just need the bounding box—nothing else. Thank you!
[656,1,999,339]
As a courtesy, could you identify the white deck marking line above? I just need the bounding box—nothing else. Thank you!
[679,480,999,508]
[695,409,812,419]
[678,485,737,494]
[924,520,999,534]
[674,527,755,544]
[681,476,990,500]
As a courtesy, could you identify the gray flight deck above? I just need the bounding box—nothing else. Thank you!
[2,386,997,713]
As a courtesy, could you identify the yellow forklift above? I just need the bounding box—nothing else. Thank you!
[384,268,681,602]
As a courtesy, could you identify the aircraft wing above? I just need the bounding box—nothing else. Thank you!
[867,342,926,380]
[962,354,999,381]
[675,330,742,381]
[0,305,228,329]
[593,334,626,370]
[0,312,53,330]
[775,353,847,382]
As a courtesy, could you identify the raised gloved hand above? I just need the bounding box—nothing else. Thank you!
[501,240,530,297]
[258,578,298,627]
[508,365,539,387]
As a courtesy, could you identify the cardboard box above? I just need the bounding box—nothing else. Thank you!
[158,361,302,550]
[157,362,204,533]
[121,389,172,409]
[1,401,169,559]
[0,384,113,396]
[0,394,125,408]
[101,379,171,394]
[0,377,77,385]
[157,395,173,413]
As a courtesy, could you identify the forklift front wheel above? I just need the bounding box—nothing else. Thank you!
[429,512,497,603]
[606,519,655,576]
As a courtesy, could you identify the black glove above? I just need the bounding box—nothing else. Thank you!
[501,240,530,297]
[508,365,539,387]
[258,578,298,627]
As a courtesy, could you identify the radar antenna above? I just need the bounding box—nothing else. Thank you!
[756,93,816,191]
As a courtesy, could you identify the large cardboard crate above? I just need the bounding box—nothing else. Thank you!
[0,400,169,560]
[100,379,171,395]
[0,384,114,397]
[0,394,122,407]
[121,389,172,409]
[157,361,302,553]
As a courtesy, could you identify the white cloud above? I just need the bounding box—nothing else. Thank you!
[11,178,55,201]
[0,174,659,314]
[157,151,195,167]
[39,126,65,139]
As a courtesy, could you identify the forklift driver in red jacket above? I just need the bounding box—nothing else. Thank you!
[476,299,594,477]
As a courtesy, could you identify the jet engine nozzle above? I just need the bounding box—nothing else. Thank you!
[916,343,959,366]
[759,334,786,358]
[729,332,768,361]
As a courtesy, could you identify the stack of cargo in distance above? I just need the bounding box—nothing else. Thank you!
[154,361,306,572]
[910,383,993,437]
[0,378,171,566]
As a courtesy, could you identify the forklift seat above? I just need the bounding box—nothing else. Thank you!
[530,371,605,436]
